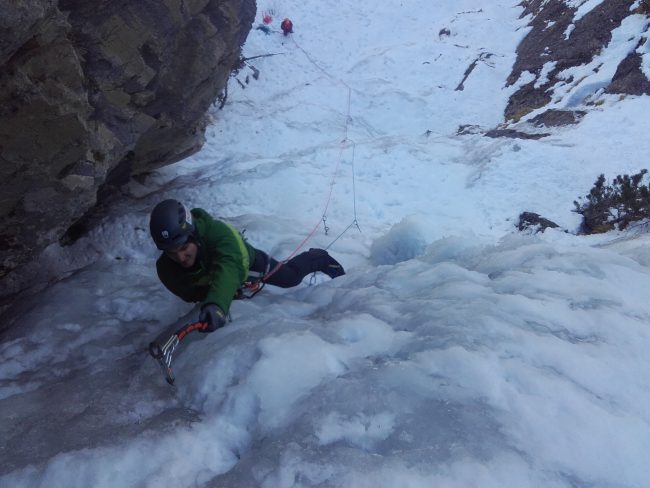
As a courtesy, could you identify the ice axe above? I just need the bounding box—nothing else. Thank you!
[149,321,208,385]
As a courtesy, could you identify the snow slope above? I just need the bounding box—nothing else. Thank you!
[2,1,650,487]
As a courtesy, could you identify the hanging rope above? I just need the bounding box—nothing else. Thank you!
[262,34,362,283]
[325,140,361,250]
[290,34,359,238]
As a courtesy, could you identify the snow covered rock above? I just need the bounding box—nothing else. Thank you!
[505,0,650,122]
[517,212,561,233]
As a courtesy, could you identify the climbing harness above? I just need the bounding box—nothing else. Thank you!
[235,280,266,300]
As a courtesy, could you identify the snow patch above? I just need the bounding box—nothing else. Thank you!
[535,61,558,88]
[566,0,606,23]
[563,23,575,39]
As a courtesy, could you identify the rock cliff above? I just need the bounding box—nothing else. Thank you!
[0,0,255,285]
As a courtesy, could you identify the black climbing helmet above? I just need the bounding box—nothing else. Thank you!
[149,199,195,251]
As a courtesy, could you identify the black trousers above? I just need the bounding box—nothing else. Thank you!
[249,248,326,288]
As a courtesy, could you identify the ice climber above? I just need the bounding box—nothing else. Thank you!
[149,199,345,332]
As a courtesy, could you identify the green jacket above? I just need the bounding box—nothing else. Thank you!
[155,208,256,314]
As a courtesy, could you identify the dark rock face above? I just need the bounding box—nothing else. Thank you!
[484,128,550,140]
[505,0,645,122]
[517,212,560,233]
[529,109,586,127]
[607,48,650,96]
[0,0,255,282]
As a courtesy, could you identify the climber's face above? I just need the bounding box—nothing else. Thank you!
[166,241,198,268]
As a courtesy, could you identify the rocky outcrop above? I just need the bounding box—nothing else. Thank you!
[517,212,560,233]
[529,109,586,127]
[505,0,650,122]
[485,128,550,140]
[0,0,255,282]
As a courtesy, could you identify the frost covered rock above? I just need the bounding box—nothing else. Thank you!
[0,0,255,285]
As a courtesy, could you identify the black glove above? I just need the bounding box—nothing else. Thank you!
[199,303,226,332]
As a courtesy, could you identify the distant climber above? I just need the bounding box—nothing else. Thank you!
[281,18,293,35]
